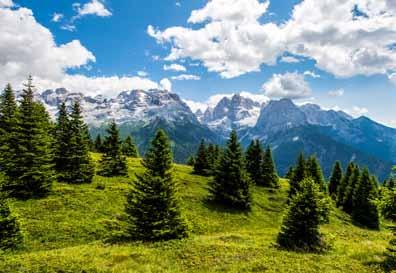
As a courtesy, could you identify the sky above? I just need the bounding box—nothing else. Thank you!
[1,0,396,127]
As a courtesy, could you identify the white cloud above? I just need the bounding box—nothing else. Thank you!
[345,106,369,117]
[262,72,311,99]
[160,78,172,91]
[280,56,300,63]
[52,13,63,22]
[171,74,200,80]
[137,71,148,77]
[183,99,207,113]
[303,70,320,78]
[176,2,181,7]
[328,88,345,97]
[0,0,13,8]
[75,0,112,18]
[163,63,186,72]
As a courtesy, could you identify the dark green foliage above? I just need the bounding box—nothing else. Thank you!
[337,162,355,207]
[0,195,23,250]
[341,166,360,214]
[306,156,326,192]
[98,121,128,177]
[1,77,55,198]
[122,135,139,158]
[288,153,307,200]
[328,161,343,199]
[352,168,380,229]
[277,179,326,252]
[206,144,220,174]
[125,130,188,241]
[385,229,396,270]
[193,140,210,176]
[262,146,279,188]
[285,167,294,180]
[54,102,70,180]
[209,130,251,210]
[385,177,396,189]
[379,188,396,221]
[186,156,195,166]
[245,140,264,185]
[94,134,104,153]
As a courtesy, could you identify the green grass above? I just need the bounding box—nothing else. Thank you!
[0,154,393,272]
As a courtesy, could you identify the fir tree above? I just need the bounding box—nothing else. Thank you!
[94,134,103,153]
[193,139,210,175]
[379,188,396,221]
[186,156,195,166]
[328,161,343,199]
[2,76,55,198]
[337,162,355,207]
[0,194,23,250]
[122,135,139,157]
[306,156,326,192]
[54,102,70,180]
[245,140,263,185]
[285,166,294,180]
[98,121,128,177]
[352,168,380,229]
[209,130,251,210]
[207,143,218,174]
[277,178,326,252]
[288,153,307,200]
[341,166,360,214]
[125,130,187,241]
[261,146,279,188]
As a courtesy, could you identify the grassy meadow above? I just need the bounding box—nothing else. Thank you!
[0,154,393,273]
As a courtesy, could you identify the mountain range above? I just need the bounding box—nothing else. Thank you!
[35,88,396,180]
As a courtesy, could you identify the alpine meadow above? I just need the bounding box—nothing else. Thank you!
[1,0,396,272]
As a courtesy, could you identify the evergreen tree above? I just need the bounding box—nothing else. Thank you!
[385,229,396,270]
[125,130,187,241]
[385,177,396,190]
[94,134,103,153]
[186,155,195,166]
[306,156,326,192]
[379,188,396,221]
[288,153,307,200]
[277,179,326,252]
[337,162,355,207]
[341,166,360,214]
[328,161,343,199]
[261,146,279,188]
[207,143,220,174]
[285,166,294,180]
[54,102,70,180]
[245,140,263,185]
[98,121,128,177]
[193,140,210,175]
[209,130,251,210]
[352,168,380,229]
[0,194,23,250]
[122,135,139,158]
[2,76,55,198]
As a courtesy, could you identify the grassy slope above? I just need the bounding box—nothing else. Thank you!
[0,154,393,273]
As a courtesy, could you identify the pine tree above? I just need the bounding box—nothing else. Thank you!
[125,130,187,241]
[342,166,360,214]
[2,76,55,198]
[288,153,307,200]
[122,135,139,157]
[328,161,343,199]
[94,134,103,152]
[193,139,210,175]
[277,178,326,252]
[261,146,280,188]
[306,156,326,192]
[0,194,23,250]
[63,101,95,184]
[98,121,128,177]
[352,168,380,229]
[209,130,251,210]
[54,102,71,180]
[337,162,355,207]
[245,140,263,185]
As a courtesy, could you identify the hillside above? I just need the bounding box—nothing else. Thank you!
[0,155,393,273]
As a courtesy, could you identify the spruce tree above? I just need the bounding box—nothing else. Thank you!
[122,135,139,158]
[209,130,251,210]
[98,121,128,177]
[94,134,103,152]
[261,146,280,188]
[307,156,326,192]
[288,153,307,200]
[54,102,71,180]
[2,76,55,198]
[186,156,195,166]
[328,161,343,199]
[285,166,294,180]
[207,143,219,174]
[342,166,360,214]
[277,178,326,252]
[193,139,210,175]
[0,194,23,250]
[337,162,355,207]
[352,168,380,229]
[125,130,187,241]
[245,140,263,185]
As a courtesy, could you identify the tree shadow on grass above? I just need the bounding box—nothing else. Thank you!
[202,197,251,215]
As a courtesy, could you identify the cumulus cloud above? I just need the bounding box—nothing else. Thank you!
[52,13,63,22]
[163,63,186,72]
[0,0,13,8]
[149,0,396,79]
[345,106,369,117]
[183,99,207,113]
[171,74,200,81]
[328,88,345,97]
[74,0,112,18]
[262,72,311,99]
[137,71,148,77]
[160,78,172,91]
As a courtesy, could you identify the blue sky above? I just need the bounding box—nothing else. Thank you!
[1,0,396,127]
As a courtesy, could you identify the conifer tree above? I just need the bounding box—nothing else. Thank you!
[207,143,219,174]
[125,130,187,241]
[262,146,279,188]
[285,166,294,180]
[337,162,355,207]
[94,134,103,152]
[122,135,139,157]
[328,161,343,199]
[0,194,23,250]
[54,102,70,180]
[193,139,210,175]
[186,155,195,166]
[209,130,251,210]
[288,153,307,200]
[98,121,128,177]
[385,230,396,270]
[307,156,326,192]
[245,140,263,185]
[385,177,396,189]
[352,168,380,229]
[277,179,326,252]
[2,77,55,198]
[341,166,360,214]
